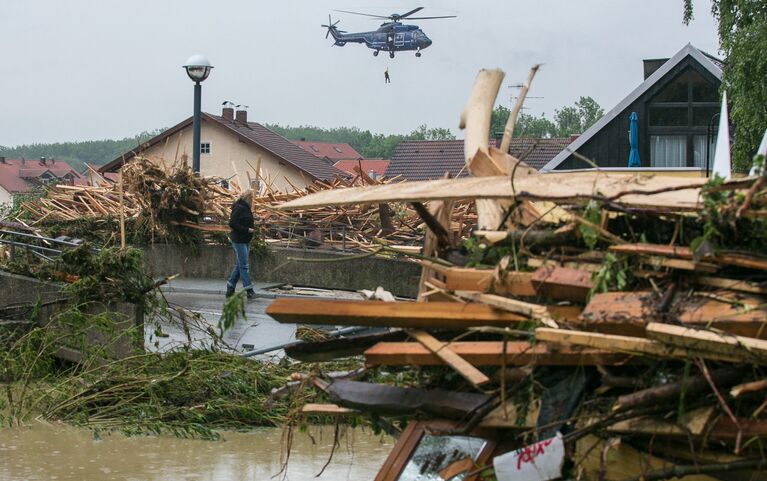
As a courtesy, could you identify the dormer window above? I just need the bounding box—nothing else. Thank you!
[647,67,719,168]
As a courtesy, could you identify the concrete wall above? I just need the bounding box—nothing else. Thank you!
[141,119,312,192]
[0,272,143,361]
[143,245,420,298]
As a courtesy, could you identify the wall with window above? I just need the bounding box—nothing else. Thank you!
[138,120,314,192]
[556,56,720,171]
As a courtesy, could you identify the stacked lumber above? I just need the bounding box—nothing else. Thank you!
[266,70,767,480]
[17,156,475,250]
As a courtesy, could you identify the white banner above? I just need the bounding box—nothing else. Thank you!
[493,432,565,481]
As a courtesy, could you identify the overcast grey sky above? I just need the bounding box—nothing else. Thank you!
[0,0,718,146]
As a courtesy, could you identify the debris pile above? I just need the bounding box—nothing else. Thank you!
[16,157,474,250]
[263,69,767,480]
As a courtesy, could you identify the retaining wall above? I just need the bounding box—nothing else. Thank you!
[142,245,420,298]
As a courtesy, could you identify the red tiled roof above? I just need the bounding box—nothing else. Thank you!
[385,138,572,181]
[334,159,390,177]
[293,141,362,162]
[0,159,84,194]
[100,114,345,181]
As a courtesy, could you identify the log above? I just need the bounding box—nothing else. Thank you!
[610,243,767,271]
[613,367,742,413]
[460,69,504,230]
[364,341,629,366]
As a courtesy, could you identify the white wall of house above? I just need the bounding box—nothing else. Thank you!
[139,119,314,192]
[0,186,13,207]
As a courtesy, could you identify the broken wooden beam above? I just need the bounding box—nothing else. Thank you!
[612,367,742,413]
[301,403,359,416]
[646,322,767,364]
[531,265,593,302]
[580,291,767,339]
[407,329,491,388]
[534,327,744,363]
[364,341,629,366]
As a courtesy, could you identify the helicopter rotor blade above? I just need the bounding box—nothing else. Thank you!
[394,7,424,19]
[405,15,457,20]
[334,9,390,19]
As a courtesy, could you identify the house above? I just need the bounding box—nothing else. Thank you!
[99,107,344,192]
[385,138,572,181]
[0,156,85,206]
[333,158,390,180]
[293,141,363,164]
[542,44,723,174]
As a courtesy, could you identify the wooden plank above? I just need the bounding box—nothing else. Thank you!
[301,403,359,416]
[531,266,593,302]
[278,172,717,212]
[454,291,557,327]
[697,276,767,295]
[265,298,527,329]
[364,341,629,366]
[535,327,744,363]
[442,267,493,291]
[407,329,490,388]
[646,322,767,364]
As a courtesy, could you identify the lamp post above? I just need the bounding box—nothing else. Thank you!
[183,55,213,173]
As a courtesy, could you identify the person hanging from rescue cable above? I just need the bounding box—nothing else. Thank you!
[384,68,391,84]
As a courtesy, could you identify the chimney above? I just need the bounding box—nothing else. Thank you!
[51,157,56,165]
[235,109,248,124]
[21,157,25,166]
[570,134,580,142]
[0,156,5,164]
[222,106,234,121]
[39,156,46,166]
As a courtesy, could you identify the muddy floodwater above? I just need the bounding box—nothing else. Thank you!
[0,423,392,481]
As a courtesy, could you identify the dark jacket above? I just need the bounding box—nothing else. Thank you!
[229,199,254,244]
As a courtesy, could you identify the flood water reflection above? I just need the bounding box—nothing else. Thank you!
[0,423,392,481]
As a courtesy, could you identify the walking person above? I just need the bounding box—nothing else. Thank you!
[384,68,390,84]
[225,190,255,299]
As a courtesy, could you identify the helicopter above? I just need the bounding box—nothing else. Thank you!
[322,7,455,58]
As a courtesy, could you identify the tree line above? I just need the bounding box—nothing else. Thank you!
[0,130,162,173]
[0,96,604,168]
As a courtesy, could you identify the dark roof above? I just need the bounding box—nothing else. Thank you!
[293,141,363,162]
[100,114,344,181]
[542,44,723,171]
[385,138,571,181]
[334,158,390,177]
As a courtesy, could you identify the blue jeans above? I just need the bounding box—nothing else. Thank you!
[227,242,253,290]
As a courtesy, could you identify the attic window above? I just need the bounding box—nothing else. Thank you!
[200,142,211,155]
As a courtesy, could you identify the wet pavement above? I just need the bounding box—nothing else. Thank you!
[0,423,392,481]
[150,278,364,358]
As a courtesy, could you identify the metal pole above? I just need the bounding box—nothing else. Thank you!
[192,81,202,173]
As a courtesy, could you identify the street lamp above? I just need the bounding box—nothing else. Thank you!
[183,54,213,173]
